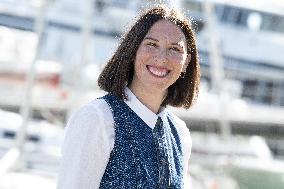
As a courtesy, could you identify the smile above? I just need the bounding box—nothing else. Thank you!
[146,65,170,78]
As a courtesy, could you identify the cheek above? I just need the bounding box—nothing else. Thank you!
[171,57,186,72]
[174,65,184,74]
[170,56,186,67]
[134,51,146,74]
[135,49,152,65]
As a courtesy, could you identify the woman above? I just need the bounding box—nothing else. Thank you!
[57,5,200,189]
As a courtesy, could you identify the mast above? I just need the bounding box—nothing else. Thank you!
[16,0,49,160]
[67,0,95,116]
[202,0,231,139]
[0,0,50,175]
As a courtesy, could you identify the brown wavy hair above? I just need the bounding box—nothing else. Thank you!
[98,5,200,109]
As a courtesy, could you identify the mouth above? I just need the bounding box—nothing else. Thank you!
[146,65,170,78]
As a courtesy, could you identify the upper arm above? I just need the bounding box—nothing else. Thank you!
[57,101,114,189]
[182,125,192,182]
[178,121,191,174]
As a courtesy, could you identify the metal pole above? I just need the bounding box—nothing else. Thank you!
[202,0,231,139]
[68,0,95,115]
[80,0,95,70]
[15,0,49,168]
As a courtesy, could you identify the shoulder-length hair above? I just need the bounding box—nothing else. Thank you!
[98,5,200,109]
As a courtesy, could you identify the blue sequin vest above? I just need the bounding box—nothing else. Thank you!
[99,94,184,189]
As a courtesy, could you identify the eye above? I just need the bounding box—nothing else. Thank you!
[170,46,182,53]
[146,42,158,47]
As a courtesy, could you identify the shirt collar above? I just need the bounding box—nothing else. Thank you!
[124,87,167,129]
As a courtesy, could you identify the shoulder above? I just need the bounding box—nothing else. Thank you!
[67,98,112,127]
[74,98,110,116]
[64,98,114,142]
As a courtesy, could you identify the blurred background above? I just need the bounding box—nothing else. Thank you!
[0,0,284,188]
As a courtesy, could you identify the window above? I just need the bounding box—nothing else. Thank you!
[3,130,16,139]
[242,80,275,105]
[280,82,284,106]
[261,13,284,33]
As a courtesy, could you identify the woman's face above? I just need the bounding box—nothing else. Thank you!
[131,19,189,94]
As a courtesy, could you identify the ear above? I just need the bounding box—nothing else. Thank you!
[182,53,191,72]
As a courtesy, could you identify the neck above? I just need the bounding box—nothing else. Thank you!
[129,84,166,114]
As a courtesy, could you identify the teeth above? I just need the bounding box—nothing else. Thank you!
[148,66,168,77]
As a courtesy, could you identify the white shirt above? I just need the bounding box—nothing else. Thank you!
[56,88,192,189]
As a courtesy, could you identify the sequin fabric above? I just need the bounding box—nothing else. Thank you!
[99,94,184,189]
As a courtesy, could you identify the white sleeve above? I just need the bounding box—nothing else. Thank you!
[182,125,192,188]
[56,100,114,189]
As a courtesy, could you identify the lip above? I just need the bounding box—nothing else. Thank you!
[146,65,170,78]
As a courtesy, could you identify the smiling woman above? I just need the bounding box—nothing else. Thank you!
[98,5,200,110]
[57,5,200,189]
[130,20,189,113]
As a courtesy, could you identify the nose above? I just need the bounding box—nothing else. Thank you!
[154,49,168,64]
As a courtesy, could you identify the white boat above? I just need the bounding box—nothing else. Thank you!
[182,0,284,106]
[190,132,284,189]
[0,109,63,173]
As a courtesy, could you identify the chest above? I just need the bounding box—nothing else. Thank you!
[99,94,184,188]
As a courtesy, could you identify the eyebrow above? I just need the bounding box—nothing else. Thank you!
[144,36,185,48]
[144,37,158,42]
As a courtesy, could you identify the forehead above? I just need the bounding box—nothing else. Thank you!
[145,19,186,43]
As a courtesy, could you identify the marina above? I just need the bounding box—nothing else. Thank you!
[0,0,284,188]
